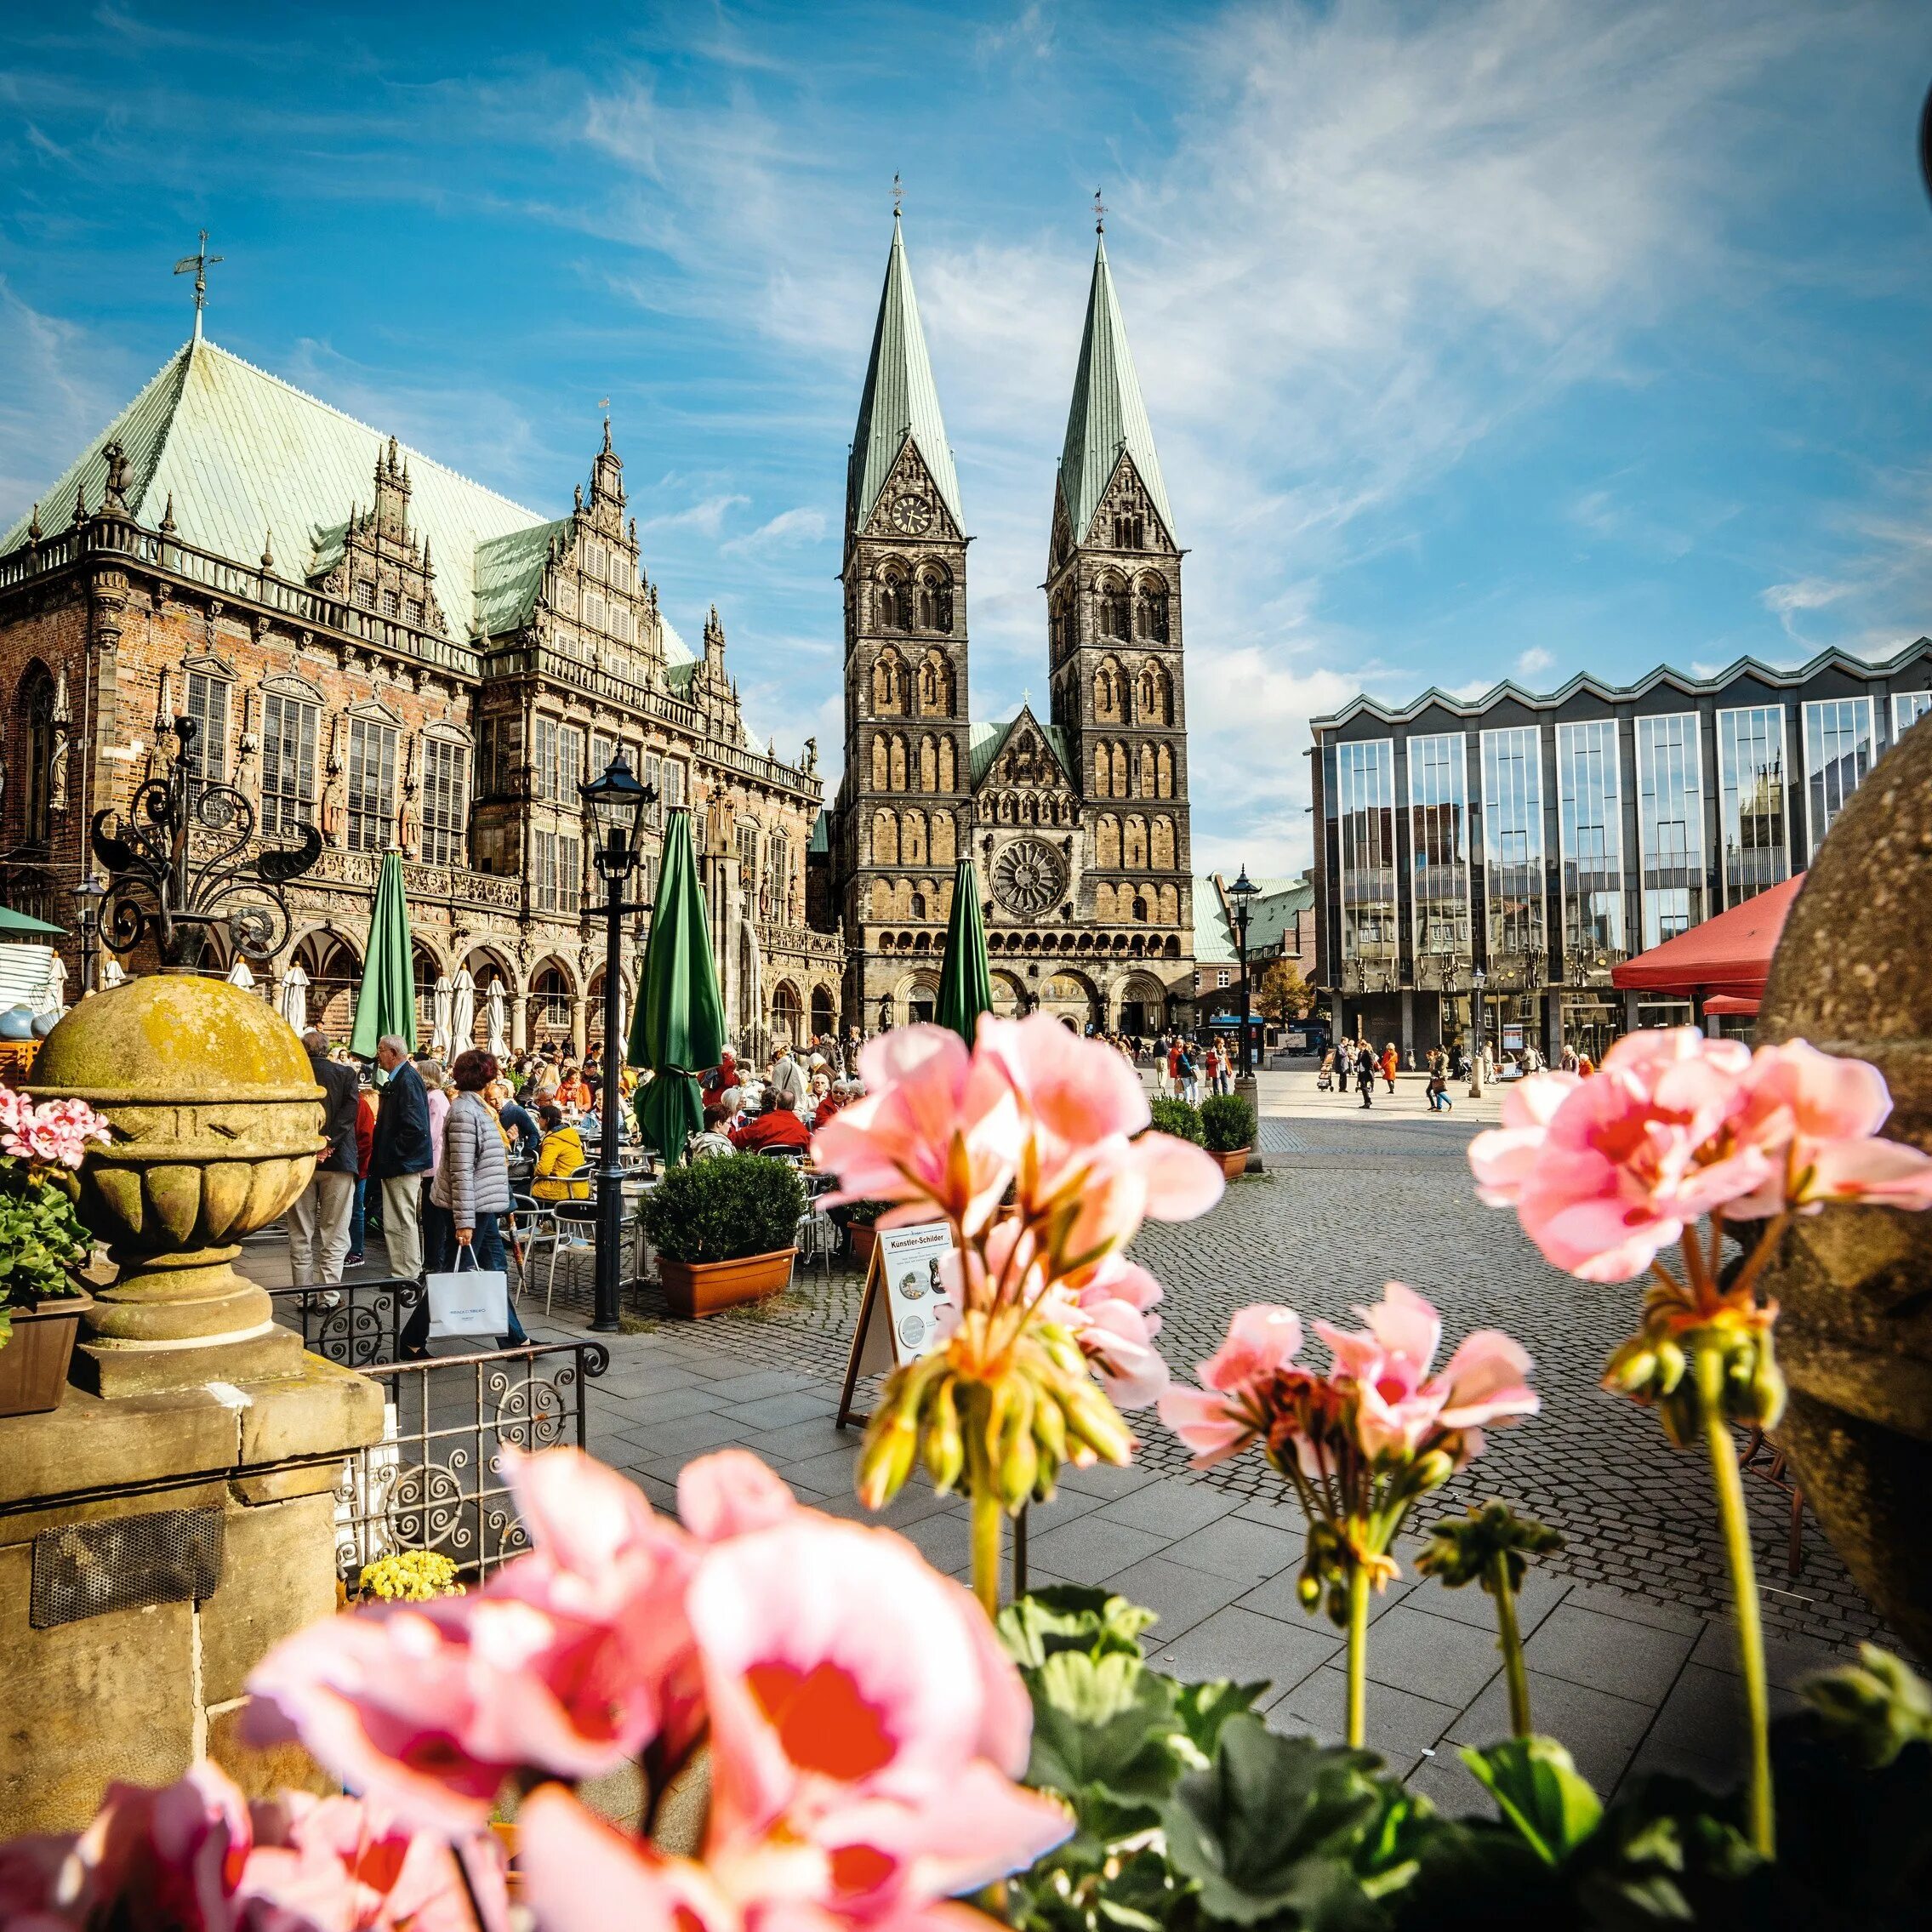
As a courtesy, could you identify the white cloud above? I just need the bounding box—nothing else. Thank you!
[1516,646,1554,678]
[721,505,825,557]
[639,493,749,540]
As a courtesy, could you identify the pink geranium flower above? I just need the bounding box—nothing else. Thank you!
[977,1013,1152,1201]
[680,1449,802,1542]
[0,1092,111,1170]
[813,1026,1026,1234]
[1157,1305,1308,1468]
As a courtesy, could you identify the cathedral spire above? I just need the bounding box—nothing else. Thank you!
[1058,232,1174,548]
[847,212,964,537]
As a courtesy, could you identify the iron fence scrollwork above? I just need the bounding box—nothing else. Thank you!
[270,1277,425,1369]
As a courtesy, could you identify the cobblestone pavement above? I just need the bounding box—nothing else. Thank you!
[245,1065,1884,1806]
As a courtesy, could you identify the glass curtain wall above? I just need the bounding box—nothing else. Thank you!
[1408,734,1470,974]
[1635,714,1706,949]
[1556,720,1625,966]
[1716,707,1788,907]
[1480,727,1545,966]
[1803,698,1872,858]
[1336,739,1399,983]
[1894,692,1932,738]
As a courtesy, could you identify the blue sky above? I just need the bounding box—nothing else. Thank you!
[4,1,1932,876]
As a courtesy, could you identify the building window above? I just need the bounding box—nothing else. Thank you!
[1716,706,1788,907]
[533,832,582,915]
[346,715,398,854]
[380,587,400,618]
[559,724,585,805]
[662,758,686,807]
[184,670,230,784]
[584,591,607,633]
[20,670,55,846]
[1480,726,1545,966]
[590,732,617,781]
[737,822,760,885]
[1216,968,1231,989]
[1636,713,1706,949]
[420,738,469,869]
[1407,732,1469,966]
[259,692,318,835]
[404,596,425,628]
[1894,691,1932,738]
[354,578,375,607]
[1802,697,1873,858]
[1556,718,1624,965]
[1335,739,1398,975]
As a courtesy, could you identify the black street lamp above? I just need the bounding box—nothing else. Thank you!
[71,873,108,996]
[1468,965,1488,1100]
[1228,866,1259,1092]
[579,751,657,1334]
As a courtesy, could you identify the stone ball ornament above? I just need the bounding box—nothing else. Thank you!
[1758,714,1932,1662]
[27,973,322,1393]
[991,837,1068,919]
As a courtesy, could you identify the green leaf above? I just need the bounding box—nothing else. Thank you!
[1171,1678,1268,1764]
[1160,1714,1387,1926]
[1459,1736,1603,1866]
[1028,1650,1187,1813]
[1801,1644,1932,1770]
[1000,1586,1158,1667]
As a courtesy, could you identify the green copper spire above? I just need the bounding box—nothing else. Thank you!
[1058,232,1174,547]
[848,211,964,536]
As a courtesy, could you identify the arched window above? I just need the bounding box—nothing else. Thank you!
[870,737,890,789]
[811,986,836,1035]
[1159,884,1180,923]
[19,665,57,847]
[903,807,927,866]
[1133,892,1151,923]
[1138,744,1156,797]
[1135,579,1170,644]
[872,649,909,715]
[931,810,955,864]
[873,808,899,866]
[877,569,910,631]
[1095,814,1121,868]
[919,734,938,790]
[1051,595,1075,657]
[915,567,953,634]
[1137,663,1170,726]
[938,738,956,790]
[1110,744,1129,798]
[1092,656,1124,723]
[1112,508,1145,550]
[1124,815,1148,869]
[918,650,955,716]
[1093,744,1111,798]
[772,982,804,1045]
[1097,578,1129,641]
[1151,816,1176,869]
[1093,882,1116,921]
[1157,744,1175,798]
[909,891,927,921]
[889,735,908,791]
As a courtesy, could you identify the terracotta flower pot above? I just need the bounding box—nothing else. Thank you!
[850,1222,879,1265]
[1213,1147,1251,1180]
[0,1291,93,1416]
[659,1247,797,1319]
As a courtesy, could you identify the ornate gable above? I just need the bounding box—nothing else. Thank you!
[863,439,962,545]
[311,437,451,637]
[1087,451,1174,555]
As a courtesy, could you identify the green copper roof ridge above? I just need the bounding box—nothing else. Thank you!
[848,214,965,536]
[1057,236,1174,547]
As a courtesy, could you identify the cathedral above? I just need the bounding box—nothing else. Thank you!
[826,214,1197,1035]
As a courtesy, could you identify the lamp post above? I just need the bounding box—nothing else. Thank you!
[71,873,107,996]
[1468,965,1487,1100]
[1228,866,1259,1103]
[579,751,657,1335]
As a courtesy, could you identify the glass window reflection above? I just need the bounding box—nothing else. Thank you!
[1894,691,1932,738]
[1802,698,1872,858]
[1635,713,1705,949]
[1480,727,1545,967]
[1557,719,1623,966]
[1716,706,1788,907]
[1408,734,1470,970]
[1336,739,1399,979]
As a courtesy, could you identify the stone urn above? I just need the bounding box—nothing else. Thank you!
[26,973,322,1395]
[1757,718,1932,1663]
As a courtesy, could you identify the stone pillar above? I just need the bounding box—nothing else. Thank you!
[8,974,383,1829]
[1399,989,1414,1061]
[570,992,589,1059]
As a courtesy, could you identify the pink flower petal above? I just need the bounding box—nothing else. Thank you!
[679,1451,800,1542]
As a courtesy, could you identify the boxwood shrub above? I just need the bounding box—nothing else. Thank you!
[1149,1096,1204,1144]
[640,1154,806,1265]
[1200,1092,1257,1154]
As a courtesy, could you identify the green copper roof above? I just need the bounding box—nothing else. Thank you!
[0,337,603,646]
[475,518,572,636]
[966,711,1074,789]
[1058,237,1174,548]
[848,215,964,536]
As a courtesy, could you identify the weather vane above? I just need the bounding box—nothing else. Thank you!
[1093,189,1106,235]
[172,231,223,340]
[892,172,903,217]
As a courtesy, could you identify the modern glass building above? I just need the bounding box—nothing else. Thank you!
[1309,643,1932,1062]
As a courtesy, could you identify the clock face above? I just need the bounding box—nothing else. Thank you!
[889,493,932,535]
[991,837,1068,920]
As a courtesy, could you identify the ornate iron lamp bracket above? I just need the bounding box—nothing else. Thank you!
[90,716,322,968]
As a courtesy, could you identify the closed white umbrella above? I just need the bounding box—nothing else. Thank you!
[40,950,68,1015]
[451,966,476,1053]
[279,965,309,1032]
[430,975,453,1057]
[227,958,256,992]
[486,980,509,1057]
[101,956,127,991]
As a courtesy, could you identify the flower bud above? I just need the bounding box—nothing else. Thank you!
[857,1407,920,1510]
[921,1376,965,1492]
[1411,1449,1456,1494]
[1297,1569,1322,1611]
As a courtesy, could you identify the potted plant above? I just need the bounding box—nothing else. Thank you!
[1200,1091,1257,1179]
[0,1087,110,1415]
[844,1198,889,1265]
[641,1154,806,1317]
[1148,1095,1204,1143]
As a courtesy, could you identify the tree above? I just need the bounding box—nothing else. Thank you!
[1256,958,1311,1023]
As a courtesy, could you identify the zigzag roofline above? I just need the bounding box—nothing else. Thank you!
[1312,637,1932,732]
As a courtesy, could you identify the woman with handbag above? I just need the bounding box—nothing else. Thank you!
[401,1049,527,1357]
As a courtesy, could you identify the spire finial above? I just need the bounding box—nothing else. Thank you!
[172,230,224,341]
[892,172,903,219]
[1093,188,1106,236]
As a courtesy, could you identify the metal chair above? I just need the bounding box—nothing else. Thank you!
[794,1201,836,1280]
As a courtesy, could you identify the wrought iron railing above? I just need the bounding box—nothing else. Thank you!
[271,1277,425,1369]
[332,1341,608,1586]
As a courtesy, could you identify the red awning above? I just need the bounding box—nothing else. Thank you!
[1701,993,1761,1017]
[1610,874,1804,1000]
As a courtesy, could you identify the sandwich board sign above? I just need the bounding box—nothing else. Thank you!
[835,1220,953,1428]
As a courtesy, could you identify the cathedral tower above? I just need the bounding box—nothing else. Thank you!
[840,211,972,1027]
[1048,230,1192,961]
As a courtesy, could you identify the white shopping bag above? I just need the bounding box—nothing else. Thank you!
[425,1247,509,1338]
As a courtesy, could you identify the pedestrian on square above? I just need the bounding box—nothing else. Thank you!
[1336,1035,1351,1091]
[1356,1039,1377,1108]
[370,1036,432,1278]
[1179,1042,1200,1105]
[1381,1041,1399,1095]
[1426,1047,1452,1114]
[418,1059,456,1275]
[344,1069,377,1268]
[287,1029,359,1287]
[402,1049,527,1359]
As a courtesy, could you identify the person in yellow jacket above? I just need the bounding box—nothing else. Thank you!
[530,1103,591,1201]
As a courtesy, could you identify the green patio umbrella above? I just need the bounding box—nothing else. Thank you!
[0,907,66,936]
[350,849,416,1060]
[934,857,994,1046]
[629,807,726,1160]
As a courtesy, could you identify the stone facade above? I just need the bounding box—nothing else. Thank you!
[0,339,842,1056]
[829,220,1195,1035]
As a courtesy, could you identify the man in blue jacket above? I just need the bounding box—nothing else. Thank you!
[371,1034,432,1277]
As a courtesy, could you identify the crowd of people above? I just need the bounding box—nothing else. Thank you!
[1315,1031,1594,1110]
